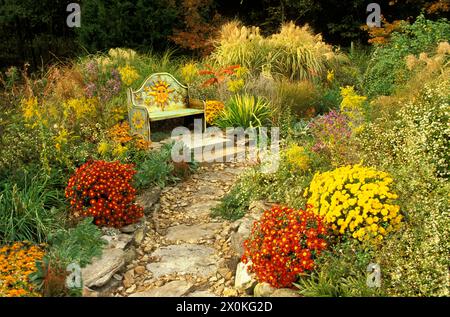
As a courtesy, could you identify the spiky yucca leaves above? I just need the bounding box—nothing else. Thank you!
[215,94,272,128]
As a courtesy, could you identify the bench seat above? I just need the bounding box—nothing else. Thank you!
[149,108,205,121]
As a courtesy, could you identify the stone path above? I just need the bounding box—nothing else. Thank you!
[111,163,248,297]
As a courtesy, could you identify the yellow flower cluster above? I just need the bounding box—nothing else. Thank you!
[118,65,139,86]
[63,97,98,120]
[205,100,225,124]
[98,121,151,157]
[0,242,44,297]
[340,86,366,133]
[227,79,245,92]
[21,97,39,122]
[326,70,334,82]
[304,164,402,242]
[180,62,198,84]
[285,144,310,172]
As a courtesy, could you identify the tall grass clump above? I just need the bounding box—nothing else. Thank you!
[212,21,346,81]
[0,173,65,243]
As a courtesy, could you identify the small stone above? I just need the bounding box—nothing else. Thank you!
[126,284,137,294]
[254,282,276,297]
[123,270,135,288]
[209,276,218,282]
[120,223,138,233]
[222,288,238,297]
[82,287,99,297]
[124,247,136,264]
[234,261,257,292]
[134,228,145,245]
[216,285,225,294]
[134,266,146,275]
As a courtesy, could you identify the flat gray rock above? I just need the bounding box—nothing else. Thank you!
[185,200,220,217]
[129,280,194,297]
[196,184,225,197]
[166,223,222,243]
[81,248,125,288]
[146,244,219,278]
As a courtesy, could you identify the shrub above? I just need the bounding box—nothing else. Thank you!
[267,22,346,81]
[65,160,143,228]
[118,65,140,86]
[276,80,321,118]
[45,217,106,268]
[0,242,45,297]
[242,205,329,288]
[284,144,310,173]
[304,164,402,243]
[363,15,450,97]
[215,94,271,128]
[134,142,180,189]
[354,68,450,296]
[295,240,382,297]
[211,181,253,221]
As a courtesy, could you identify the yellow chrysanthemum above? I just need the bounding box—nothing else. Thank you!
[304,164,402,243]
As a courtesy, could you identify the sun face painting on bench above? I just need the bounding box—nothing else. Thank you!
[127,72,206,142]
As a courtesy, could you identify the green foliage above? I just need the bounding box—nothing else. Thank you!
[355,62,450,296]
[0,172,65,244]
[363,15,450,97]
[295,241,383,297]
[46,217,106,268]
[211,181,253,220]
[29,218,106,297]
[134,142,197,190]
[215,94,272,128]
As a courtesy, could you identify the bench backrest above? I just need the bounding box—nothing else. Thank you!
[128,72,189,113]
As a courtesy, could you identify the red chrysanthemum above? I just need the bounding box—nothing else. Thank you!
[65,160,143,228]
[242,205,329,288]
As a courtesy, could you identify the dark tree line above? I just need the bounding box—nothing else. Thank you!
[0,0,448,70]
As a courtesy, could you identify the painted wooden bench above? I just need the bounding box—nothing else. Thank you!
[127,72,205,142]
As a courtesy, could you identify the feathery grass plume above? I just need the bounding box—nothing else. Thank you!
[212,21,346,81]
